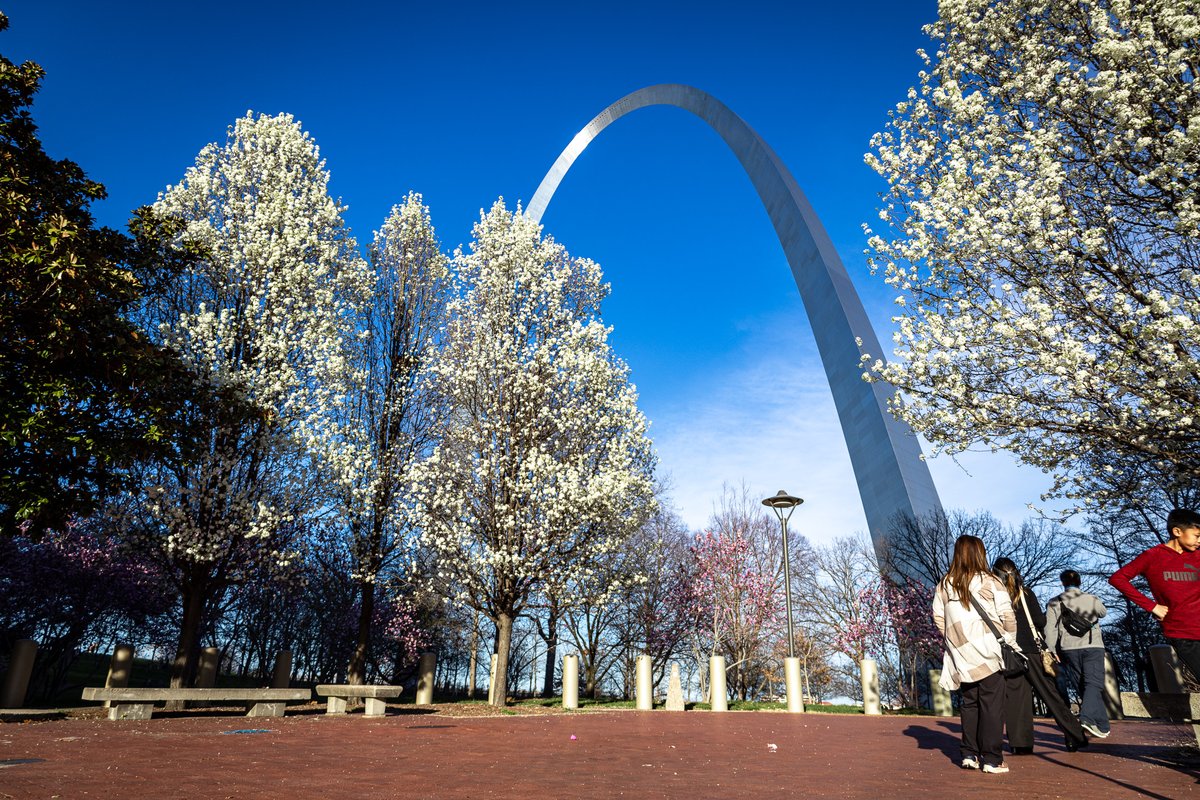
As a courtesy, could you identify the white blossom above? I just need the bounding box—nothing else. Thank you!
[139,112,371,579]
[409,200,657,703]
[863,0,1200,512]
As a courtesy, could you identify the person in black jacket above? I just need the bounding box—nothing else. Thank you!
[992,558,1089,754]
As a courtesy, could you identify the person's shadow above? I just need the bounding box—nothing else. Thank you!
[902,721,961,765]
[903,719,1200,795]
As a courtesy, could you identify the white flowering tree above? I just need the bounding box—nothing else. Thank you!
[139,112,371,688]
[410,200,656,705]
[863,0,1200,512]
[340,192,449,684]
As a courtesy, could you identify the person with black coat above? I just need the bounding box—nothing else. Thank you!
[992,558,1089,754]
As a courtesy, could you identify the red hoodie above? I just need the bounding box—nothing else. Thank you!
[1110,544,1200,640]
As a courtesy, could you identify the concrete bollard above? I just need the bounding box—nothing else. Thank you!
[665,663,685,711]
[929,669,953,717]
[1103,652,1123,720]
[196,647,220,688]
[784,656,804,713]
[487,654,498,705]
[562,655,579,710]
[271,650,292,689]
[709,655,728,712]
[861,658,881,715]
[0,639,37,708]
[635,654,653,710]
[104,644,134,708]
[1149,644,1185,693]
[416,652,436,705]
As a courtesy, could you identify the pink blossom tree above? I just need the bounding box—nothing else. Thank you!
[687,528,782,701]
[808,536,941,706]
[825,564,941,706]
[0,519,172,701]
[885,577,943,705]
[830,579,891,668]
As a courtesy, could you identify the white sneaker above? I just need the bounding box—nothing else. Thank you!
[982,763,1010,774]
[961,756,980,769]
[1081,721,1110,739]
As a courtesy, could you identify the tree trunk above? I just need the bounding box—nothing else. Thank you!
[347,579,375,685]
[541,605,558,697]
[168,585,206,710]
[491,610,514,706]
[389,638,406,684]
[170,585,205,690]
[467,620,478,699]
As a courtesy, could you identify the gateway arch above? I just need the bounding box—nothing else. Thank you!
[528,83,942,552]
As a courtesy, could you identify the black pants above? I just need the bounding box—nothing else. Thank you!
[1169,638,1200,683]
[961,670,1006,767]
[1004,653,1087,750]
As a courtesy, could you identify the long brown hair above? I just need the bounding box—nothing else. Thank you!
[943,535,990,609]
[992,557,1023,605]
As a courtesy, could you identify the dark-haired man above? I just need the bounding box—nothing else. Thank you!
[1046,570,1109,739]
[1110,508,1200,683]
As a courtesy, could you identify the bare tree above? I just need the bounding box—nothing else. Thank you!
[880,508,1074,591]
[610,502,696,690]
[798,536,879,695]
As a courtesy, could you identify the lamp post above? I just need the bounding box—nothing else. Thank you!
[763,489,804,712]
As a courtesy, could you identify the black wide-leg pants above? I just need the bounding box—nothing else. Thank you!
[960,670,1006,767]
[1004,654,1087,750]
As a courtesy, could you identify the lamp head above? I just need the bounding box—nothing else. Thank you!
[762,490,803,520]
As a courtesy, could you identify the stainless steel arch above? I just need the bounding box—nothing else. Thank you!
[528,83,943,551]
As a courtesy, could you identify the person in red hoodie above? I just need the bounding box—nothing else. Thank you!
[1109,508,1200,681]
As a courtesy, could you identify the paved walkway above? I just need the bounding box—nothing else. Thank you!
[2,710,1198,798]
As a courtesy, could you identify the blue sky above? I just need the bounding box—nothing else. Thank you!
[5,1,1057,543]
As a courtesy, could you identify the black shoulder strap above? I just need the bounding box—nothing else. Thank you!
[969,591,1006,644]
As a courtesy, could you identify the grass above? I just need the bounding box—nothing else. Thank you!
[52,651,304,708]
[44,651,173,707]
[692,700,787,711]
[513,696,635,710]
[805,703,864,714]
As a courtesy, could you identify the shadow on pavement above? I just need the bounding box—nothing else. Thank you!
[905,718,1200,796]
[1037,746,1200,799]
[902,722,960,765]
[0,710,65,722]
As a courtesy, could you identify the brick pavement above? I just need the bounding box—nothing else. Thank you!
[1,710,1198,799]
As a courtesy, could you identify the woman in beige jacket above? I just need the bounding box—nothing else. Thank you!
[933,535,1017,774]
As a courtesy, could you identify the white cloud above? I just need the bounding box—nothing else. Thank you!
[641,308,1059,547]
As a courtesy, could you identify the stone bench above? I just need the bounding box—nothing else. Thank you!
[81,687,311,721]
[314,684,403,716]
[1120,691,1200,745]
